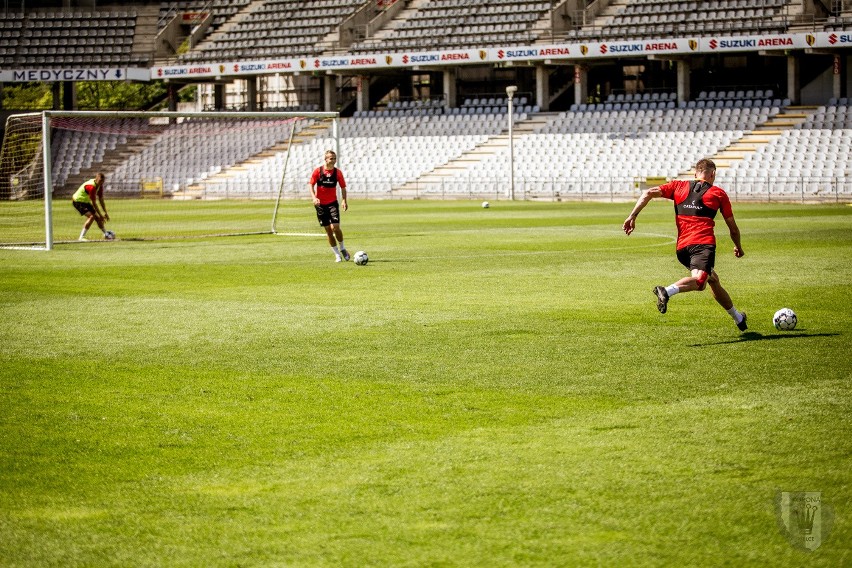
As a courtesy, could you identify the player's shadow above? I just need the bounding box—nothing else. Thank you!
[689,330,839,347]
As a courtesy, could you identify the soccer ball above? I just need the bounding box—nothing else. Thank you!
[773,308,797,331]
[353,250,368,265]
[482,201,490,209]
[104,230,116,240]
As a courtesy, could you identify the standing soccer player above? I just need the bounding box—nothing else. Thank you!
[308,149,350,262]
[71,172,110,241]
[622,159,748,331]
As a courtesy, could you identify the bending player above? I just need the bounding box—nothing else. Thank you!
[71,172,110,241]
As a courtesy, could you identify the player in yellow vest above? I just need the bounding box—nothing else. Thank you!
[71,173,110,240]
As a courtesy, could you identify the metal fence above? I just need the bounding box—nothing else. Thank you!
[99,175,852,204]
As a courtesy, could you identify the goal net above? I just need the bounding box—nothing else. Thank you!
[0,110,339,249]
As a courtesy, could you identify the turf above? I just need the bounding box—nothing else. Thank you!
[1,200,850,566]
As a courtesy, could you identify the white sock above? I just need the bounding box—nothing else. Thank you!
[331,245,340,256]
[79,228,88,239]
[665,284,680,297]
[727,307,743,323]
[338,241,346,252]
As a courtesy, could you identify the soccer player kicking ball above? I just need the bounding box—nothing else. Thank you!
[622,159,748,331]
[308,150,350,262]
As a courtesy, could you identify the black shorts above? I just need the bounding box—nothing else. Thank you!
[315,201,340,227]
[676,244,716,274]
[72,200,95,216]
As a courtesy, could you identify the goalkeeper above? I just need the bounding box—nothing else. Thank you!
[71,173,110,240]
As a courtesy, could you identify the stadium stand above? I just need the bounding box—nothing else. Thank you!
[85,95,852,201]
[178,0,366,63]
[598,0,790,39]
[717,99,852,197]
[0,8,149,67]
[351,0,552,52]
[158,0,251,31]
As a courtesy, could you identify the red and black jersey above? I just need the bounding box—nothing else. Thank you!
[309,167,346,205]
[658,179,733,249]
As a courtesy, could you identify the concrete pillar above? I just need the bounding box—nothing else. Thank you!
[443,68,457,108]
[356,75,370,112]
[677,59,690,105]
[573,64,588,106]
[323,74,335,112]
[214,83,225,110]
[535,65,550,111]
[787,54,800,105]
[52,83,61,110]
[62,81,76,110]
[167,83,178,112]
[246,77,257,111]
[833,54,843,101]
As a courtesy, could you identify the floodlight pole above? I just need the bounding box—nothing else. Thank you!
[506,85,517,201]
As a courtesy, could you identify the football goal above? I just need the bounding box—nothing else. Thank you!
[0,110,339,250]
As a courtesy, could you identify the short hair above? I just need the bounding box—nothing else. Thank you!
[695,159,716,174]
[324,150,336,158]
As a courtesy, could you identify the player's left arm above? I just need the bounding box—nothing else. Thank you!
[723,215,743,257]
[338,170,348,212]
[97,186,109,221]
[719,192,742,257]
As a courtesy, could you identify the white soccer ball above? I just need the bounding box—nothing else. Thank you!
[773,308,797,331]
[353,250,368,265]
[482,201,490,209]
[104,230,116,241]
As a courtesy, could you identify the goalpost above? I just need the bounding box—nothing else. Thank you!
[0,110,339,250]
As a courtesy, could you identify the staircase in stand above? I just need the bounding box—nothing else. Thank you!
[391,114,552,197]
[678,104,819,177]
[188,120,330,198]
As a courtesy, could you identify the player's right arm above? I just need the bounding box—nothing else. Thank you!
[308,169,320,205]
[623,187,663,235]
[86,185,105,222]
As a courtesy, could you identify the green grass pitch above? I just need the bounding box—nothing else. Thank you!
[1,199,850,566]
